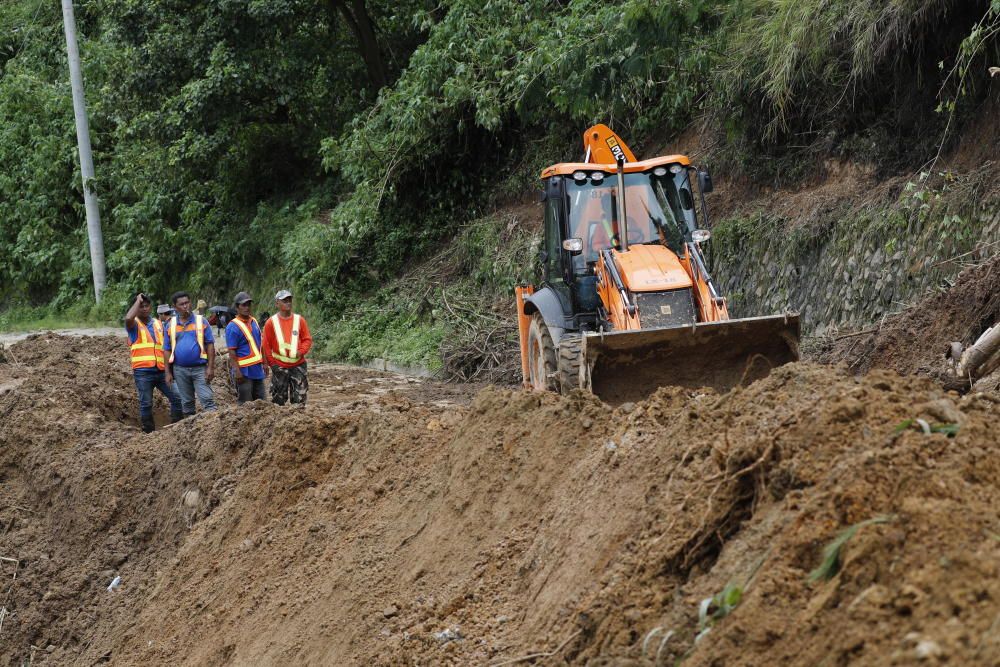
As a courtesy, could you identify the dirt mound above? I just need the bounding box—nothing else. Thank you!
[813,255,1000,381]
[0,332,238,428]
[2,334,998,665]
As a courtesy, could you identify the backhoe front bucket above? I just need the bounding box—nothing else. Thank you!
[581,314,800,404]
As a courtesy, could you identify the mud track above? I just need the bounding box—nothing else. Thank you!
[1,328,998,665]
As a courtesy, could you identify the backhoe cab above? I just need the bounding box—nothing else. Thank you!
[516,125,799,403]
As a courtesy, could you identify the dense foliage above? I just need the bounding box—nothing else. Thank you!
[0,0,996,328]
[0,0,431,310]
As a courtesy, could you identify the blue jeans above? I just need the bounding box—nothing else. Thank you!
[172,364,216,414]
[133,370,182,419]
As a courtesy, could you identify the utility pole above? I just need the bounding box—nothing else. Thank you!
[61,0,107,303]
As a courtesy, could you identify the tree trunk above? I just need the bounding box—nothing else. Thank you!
[329,0,389,92]
[958,324,1000,380]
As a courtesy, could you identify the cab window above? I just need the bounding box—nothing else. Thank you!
[544,198,562,281]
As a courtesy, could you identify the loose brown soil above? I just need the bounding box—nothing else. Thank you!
[813,256,1000,389]
[1,326,998,665]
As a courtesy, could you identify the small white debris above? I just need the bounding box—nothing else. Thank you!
[604,440,617,452]
[915,639,942,660]
[433,627,462,643]
[181,488,201,508]
[107,576,121,592]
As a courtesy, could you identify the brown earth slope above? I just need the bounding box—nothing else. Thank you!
[1,330,998,665]
[814,255,1000,391]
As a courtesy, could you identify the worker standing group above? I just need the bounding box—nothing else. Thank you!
[125,289,312,432]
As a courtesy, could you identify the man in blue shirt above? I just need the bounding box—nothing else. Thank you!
[163,291,217,417]
[226,291,269,404]
[125,292,182,432]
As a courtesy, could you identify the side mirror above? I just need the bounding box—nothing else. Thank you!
[562,238,584,255]
[698,169,714,194]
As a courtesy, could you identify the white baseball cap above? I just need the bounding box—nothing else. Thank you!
[275,289,293,300]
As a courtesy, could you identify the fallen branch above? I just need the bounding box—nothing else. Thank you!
[488,629,582,667]
[832,327,878,341]
[0,556,18,637]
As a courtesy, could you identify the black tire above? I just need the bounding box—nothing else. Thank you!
[526,312,558,392]
[557,333,584,394]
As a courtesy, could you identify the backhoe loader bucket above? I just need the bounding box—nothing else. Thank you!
[581,314,800,404]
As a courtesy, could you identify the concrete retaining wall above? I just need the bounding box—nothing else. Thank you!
[711,178,999,334]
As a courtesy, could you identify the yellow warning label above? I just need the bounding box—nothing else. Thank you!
[606,137,627,162]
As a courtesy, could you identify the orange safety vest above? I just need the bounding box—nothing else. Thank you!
[168,314,207,363]
[269,313,302,364]
[231,317,263,368]
[129,318,165,371]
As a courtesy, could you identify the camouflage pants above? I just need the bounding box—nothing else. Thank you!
[270,362,308,405]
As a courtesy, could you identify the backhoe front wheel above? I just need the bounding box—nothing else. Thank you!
[557,333,583,394]
[526,313,558,392]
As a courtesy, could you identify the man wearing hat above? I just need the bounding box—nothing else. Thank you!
[226,291,268,404]
[156,304,174,325]
[125,292,183,432]
[262,289,313,405]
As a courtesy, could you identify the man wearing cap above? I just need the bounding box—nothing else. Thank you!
[262,289,313,405]
[156,304,174,325]
[163,291,217,416]
[125,292,183,432]
[226,291,268,404]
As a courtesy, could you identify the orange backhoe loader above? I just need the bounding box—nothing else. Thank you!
[515,125,800,403]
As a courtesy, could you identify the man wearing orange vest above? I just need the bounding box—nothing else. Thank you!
[125,292,182,432]
[261,289,313,405]
[226,291,268,404]
[163,291,217,417]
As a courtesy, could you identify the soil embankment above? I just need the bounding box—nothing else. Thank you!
[1,321,998,665]
[815,255,1000,392]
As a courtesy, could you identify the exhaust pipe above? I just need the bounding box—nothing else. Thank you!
[617,158,629,252]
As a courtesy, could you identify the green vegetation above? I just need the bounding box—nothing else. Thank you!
[1,0,996,366]
[640,579,746,664]
[318,212,537,376]
[808,515,896,583]
[894,418,961,437]
[0,307,108,333]
[696,581,743,638]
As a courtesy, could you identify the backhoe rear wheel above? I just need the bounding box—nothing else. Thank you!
[526,312,558,392]
[557,333,584,394]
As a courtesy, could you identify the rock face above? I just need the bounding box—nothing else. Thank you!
[711,183,1000,334]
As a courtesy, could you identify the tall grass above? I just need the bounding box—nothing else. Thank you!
[714,0,990,145]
